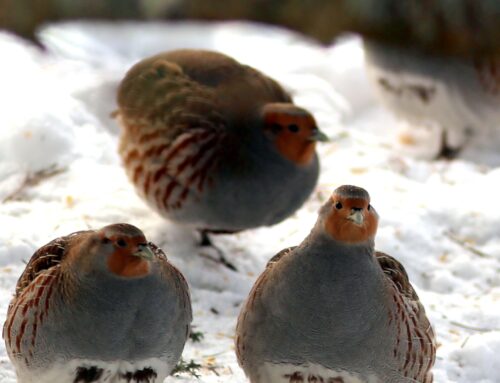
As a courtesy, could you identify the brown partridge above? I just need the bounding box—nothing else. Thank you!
[115,49,328,235]
[3,223,192,383]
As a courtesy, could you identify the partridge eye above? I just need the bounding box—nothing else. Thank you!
[335,202,343,209]
[270,123,282,133]
[288,124,299,133]
[367,204,371,211]
[116,239,127,248]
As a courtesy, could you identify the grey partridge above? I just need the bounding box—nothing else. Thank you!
[3,223,192,383]
[236,185,436,383]
[115,49,328,234]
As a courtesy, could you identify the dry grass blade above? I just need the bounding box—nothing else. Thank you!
[2,166,66,203]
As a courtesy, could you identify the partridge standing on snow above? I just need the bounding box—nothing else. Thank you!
[236,185,436,383]
[364,40,500,157]
[116,49,328,234]
[3,223,192,383]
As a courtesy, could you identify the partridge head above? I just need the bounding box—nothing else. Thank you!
[65,223,155,278]
[261,102,328,166]
[321,184,378,244]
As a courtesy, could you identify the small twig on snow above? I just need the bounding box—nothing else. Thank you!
[444,231,490,258]
[450,320,500,333]
[2,165,66,203]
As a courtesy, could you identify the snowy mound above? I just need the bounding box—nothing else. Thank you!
[0,22,499,383]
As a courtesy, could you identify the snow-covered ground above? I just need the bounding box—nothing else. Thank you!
[0,21,499,383]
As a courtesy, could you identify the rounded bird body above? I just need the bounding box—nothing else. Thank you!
[364,40,500,156]
[3,224,192,383]
[117,50,326,232]
[236,185,435,383]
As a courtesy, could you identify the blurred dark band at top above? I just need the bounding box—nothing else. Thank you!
[0,0,499,57]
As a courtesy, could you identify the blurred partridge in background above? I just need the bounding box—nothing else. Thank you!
[364,41,500,158]
[236,185,436,383]
[3,224,192,383]
[116,49,327,236]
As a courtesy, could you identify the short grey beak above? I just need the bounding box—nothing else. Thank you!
[133,244,155,260]
[309,128,329,142]
[347,210,364,226]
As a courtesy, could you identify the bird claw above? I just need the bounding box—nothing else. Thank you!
[198,231,238,272]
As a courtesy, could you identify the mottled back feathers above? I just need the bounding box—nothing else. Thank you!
[14,231,90,298]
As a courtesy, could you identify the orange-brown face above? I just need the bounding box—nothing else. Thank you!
[325,193,378,244]
[262,103,326,166]
[99,232,153,278]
